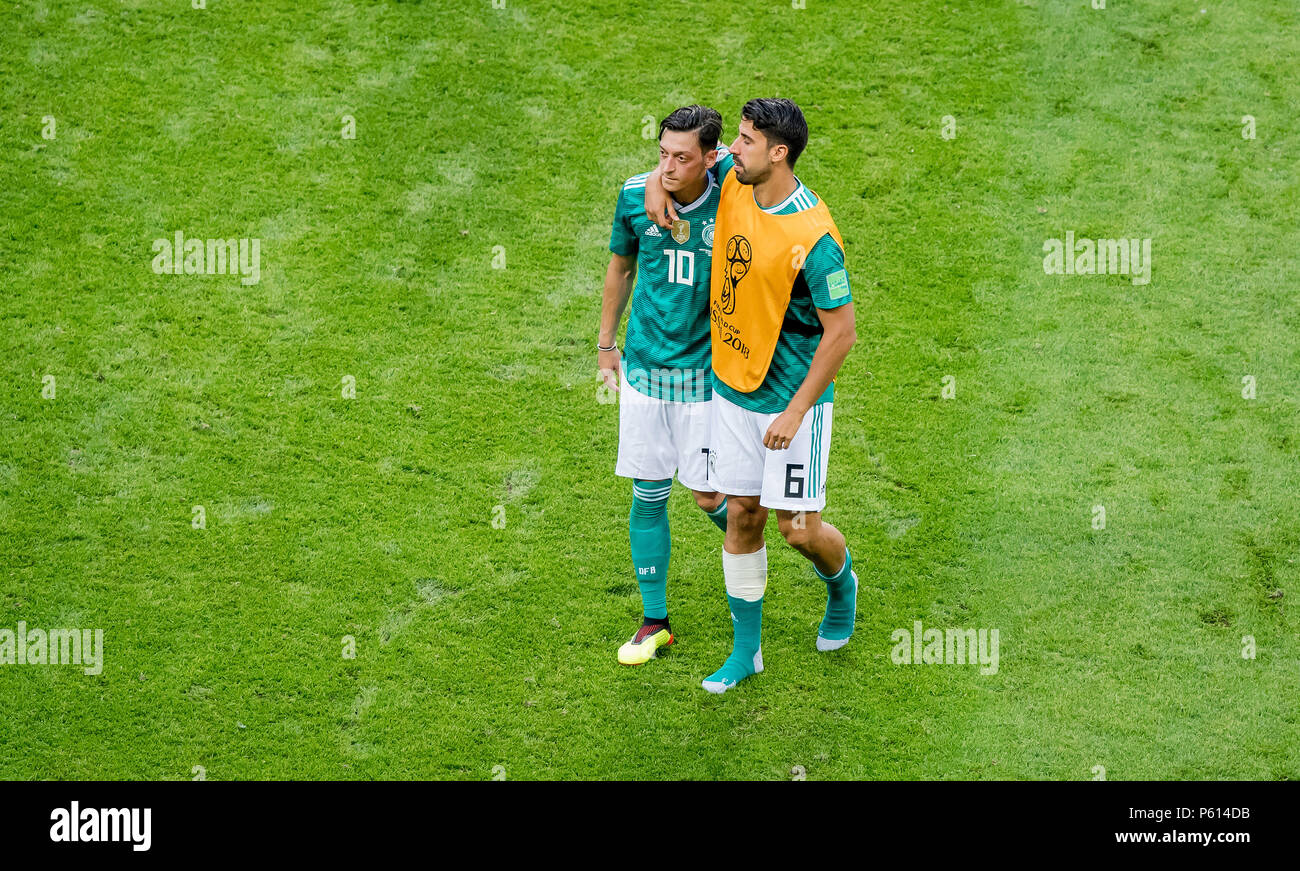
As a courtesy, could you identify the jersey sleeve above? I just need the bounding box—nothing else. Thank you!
[709,144,734,184]
[803,233,852,310]
[609,185,640,256]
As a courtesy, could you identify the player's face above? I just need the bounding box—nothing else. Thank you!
[658,129,712,193]
[729,119,778,186]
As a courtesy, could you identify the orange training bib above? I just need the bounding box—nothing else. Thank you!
[710,170,844,393]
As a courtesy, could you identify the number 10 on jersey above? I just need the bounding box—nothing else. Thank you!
[663,249,695,285]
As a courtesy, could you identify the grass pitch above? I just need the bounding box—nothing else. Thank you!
[2,0,1298,779]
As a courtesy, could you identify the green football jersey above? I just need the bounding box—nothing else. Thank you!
[609,170,720,402]
[710,151,853,414]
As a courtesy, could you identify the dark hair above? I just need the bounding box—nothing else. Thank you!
[741,98,808,168]
[659,105,723,156]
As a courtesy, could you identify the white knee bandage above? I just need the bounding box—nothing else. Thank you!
[722,546,768,602]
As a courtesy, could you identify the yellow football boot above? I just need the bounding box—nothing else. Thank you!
[618,623,674,665]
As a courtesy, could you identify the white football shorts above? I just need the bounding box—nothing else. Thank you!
[709,390,833,512]
[614,362,715,492]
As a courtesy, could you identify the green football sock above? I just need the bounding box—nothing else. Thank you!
[726,593,763,660]
[630,479,672,620]
[703,496,728,532]
[815,547,855,641]
[702,595,764,691]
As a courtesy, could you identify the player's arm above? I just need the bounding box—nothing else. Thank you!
[602,182,641,391]
[763,238,857,450]
[764,303,856,449]
[599,252,637,392]
[643,168,674,230]
[643,145,731,229]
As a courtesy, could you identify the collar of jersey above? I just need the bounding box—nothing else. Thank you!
[671,172,718,215]
[757,176,809,214]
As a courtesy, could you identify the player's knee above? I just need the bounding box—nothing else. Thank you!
[692,490,724,512]
[631,479,672,517]
[778,512,819,551]
[728,499,766,531]
[780,525,816,552]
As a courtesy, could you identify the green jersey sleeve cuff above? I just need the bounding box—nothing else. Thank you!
[805,233,851,309]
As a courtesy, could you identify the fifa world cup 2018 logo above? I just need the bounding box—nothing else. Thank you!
[721,235,751,316]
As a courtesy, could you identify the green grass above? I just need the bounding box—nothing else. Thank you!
[2,0,1298,779]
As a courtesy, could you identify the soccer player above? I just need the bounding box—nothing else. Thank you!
[644,98,859,693]
[600,105,731,666]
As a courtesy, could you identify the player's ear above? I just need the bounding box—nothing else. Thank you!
[770,142,788,165]
[704,147,718,169]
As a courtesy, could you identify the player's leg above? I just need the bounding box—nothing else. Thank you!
[692,488,728,531]
[617,477,676,664]
[701,394,770,693]
[760,402,858,650]
[776,509,857,650]
[725,492,766,554]
[614,377,678,665]
[702,493,768,692]
[776,509,846,576]
[670,397,728,532]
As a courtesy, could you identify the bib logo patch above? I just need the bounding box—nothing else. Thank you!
[721,235,752,315]
[826,268,849,300]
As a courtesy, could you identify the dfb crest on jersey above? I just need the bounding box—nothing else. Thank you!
[702,220,715,248]
[671,219,690,245]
